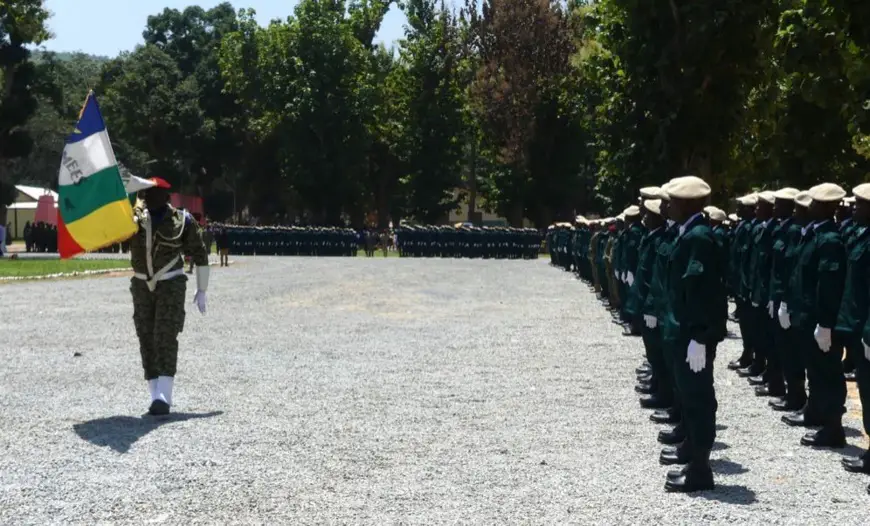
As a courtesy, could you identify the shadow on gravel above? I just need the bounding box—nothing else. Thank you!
[711,441,730,451]
[711,458,749,475]
[72,411,223,453]
[844,426,865,438]
[689,484,757,506]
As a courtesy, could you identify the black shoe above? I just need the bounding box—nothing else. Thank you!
[665,464,714,493]
[635,383,656,395]
[651,410,680,424]
[747,375,766,386]
[658,426,686,445]
[801,425,846,448]
[841,452,870,474]
[845,371,857,382]
[782,411,824,428]
[737,366,762,378]
[728,358,750,371]
[667,465,688,479]
[755,385,785,397]
[660,444,691,466]
[636,364,652,375]
[640,395,671,410]
[769,398,805,412]
[148,400,170,416]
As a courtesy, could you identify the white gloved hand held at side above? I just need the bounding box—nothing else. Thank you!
[626,272,635,286]
[778,302,791,330]
[643,315,657,329]
[686,340,707,373]
[814,325,832,352]
[194,265,210,315]
[767,301,774,319]
[864,340,870,362]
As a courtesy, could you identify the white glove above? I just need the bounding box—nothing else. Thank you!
[864,339,870,361]
[778,302,791,330]
[814,325,832,352]
[644,315,657,329]
[768,301,775,319]
[194,290,207,315]
[751,302,760,308]
[626,272,635,286]
[687,340,707,373]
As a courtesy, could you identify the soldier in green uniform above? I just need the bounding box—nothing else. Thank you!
[659,176,727,493]
[629,198,669,410]
[130,178,209,416]
[704,207,730,272]
[745,191,777,391]
[780,183,848,448]
[728,195,758,372]
[589,222,602,293]
[620,206,645,332]
[847,186,870,485]
[838,197,860,381]
[771,191,811,412]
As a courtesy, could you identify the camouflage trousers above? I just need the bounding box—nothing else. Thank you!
[131,277,187,380]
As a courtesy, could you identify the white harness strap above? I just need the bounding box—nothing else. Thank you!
[134,208,183,292]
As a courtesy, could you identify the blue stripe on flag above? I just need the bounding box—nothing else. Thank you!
[66,92,107,144]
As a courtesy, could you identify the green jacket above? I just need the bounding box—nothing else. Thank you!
[836,224,870,333]
[749,218,779,306]
[769,218,803,305]
[662,215,727,345]
[729,219,754,297]
[130,204,208,280]
[644,223,679,319]
[712,225,729,279]
[626,226,664,318]
[739,219,761,300]
[622,223,645,277]
[787,220,847,329]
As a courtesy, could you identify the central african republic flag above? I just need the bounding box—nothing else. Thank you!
[57,92,136,259]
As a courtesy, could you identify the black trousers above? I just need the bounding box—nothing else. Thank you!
[642,324,672,405]
[798,326,846,422]
[775,315,806,406]
[670,338,718,452]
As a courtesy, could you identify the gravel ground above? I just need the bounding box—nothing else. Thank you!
[0,256,867,525]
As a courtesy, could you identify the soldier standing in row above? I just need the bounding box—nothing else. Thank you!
[130,178,210,415]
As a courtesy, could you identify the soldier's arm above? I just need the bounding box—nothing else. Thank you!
[182,213,210,267]
[682,233,720,345]
[816,236,847,329]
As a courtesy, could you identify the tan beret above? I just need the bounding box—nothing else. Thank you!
[728,213,739,222]
[737,193,758,206]
[853,183,870,202]
[639,186,663,199]
[623,205,641,217]
[666,176,711,200]
[794,191,812,208]
[704,206,727,222]
[643,199,662,216]
[773,187,800,201]
[575,215,588,225]
[808,183,847,203]
[757,191,776,204]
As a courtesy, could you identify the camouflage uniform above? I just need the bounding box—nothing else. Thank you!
[130,203,208,380]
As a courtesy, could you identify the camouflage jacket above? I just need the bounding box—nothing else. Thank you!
[130,204,208,289]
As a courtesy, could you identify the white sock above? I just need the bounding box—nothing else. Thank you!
[148,379,159,401]
[157,376,174,406]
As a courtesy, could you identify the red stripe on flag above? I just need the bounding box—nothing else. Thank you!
[57,209,84,259]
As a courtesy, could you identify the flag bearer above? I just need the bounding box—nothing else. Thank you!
[130,178,210,416]
[780,183,847,448]
[659,176,727,493]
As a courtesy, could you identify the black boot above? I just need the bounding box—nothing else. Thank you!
[650,409,680,424]
[841,449,870,474]
[636,363,651,375]
[640,395,671,410]
[665,449,714,493]
[148,400,170,416]
[728,357,751,371]
[659,443,691,466]
[800,421,846,448]
[635,383,656,395]
[658,425,686,445]
[755,385,785,397]
[747,375,766,386]
[770,397,806,412]
[782,408,824,428]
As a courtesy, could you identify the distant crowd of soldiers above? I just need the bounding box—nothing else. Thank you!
[395,225,542,259]
[548,178,870,497]
[21,221,58,253]
[208,224,358,257]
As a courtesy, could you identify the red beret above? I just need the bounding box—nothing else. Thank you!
[149,177,172,189]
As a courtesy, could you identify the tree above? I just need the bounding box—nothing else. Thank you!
[463,0,576,226]
[0,0,50,221]
[393,0,466,223]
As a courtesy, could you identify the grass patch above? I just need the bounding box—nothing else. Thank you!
[0,258,131,278]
